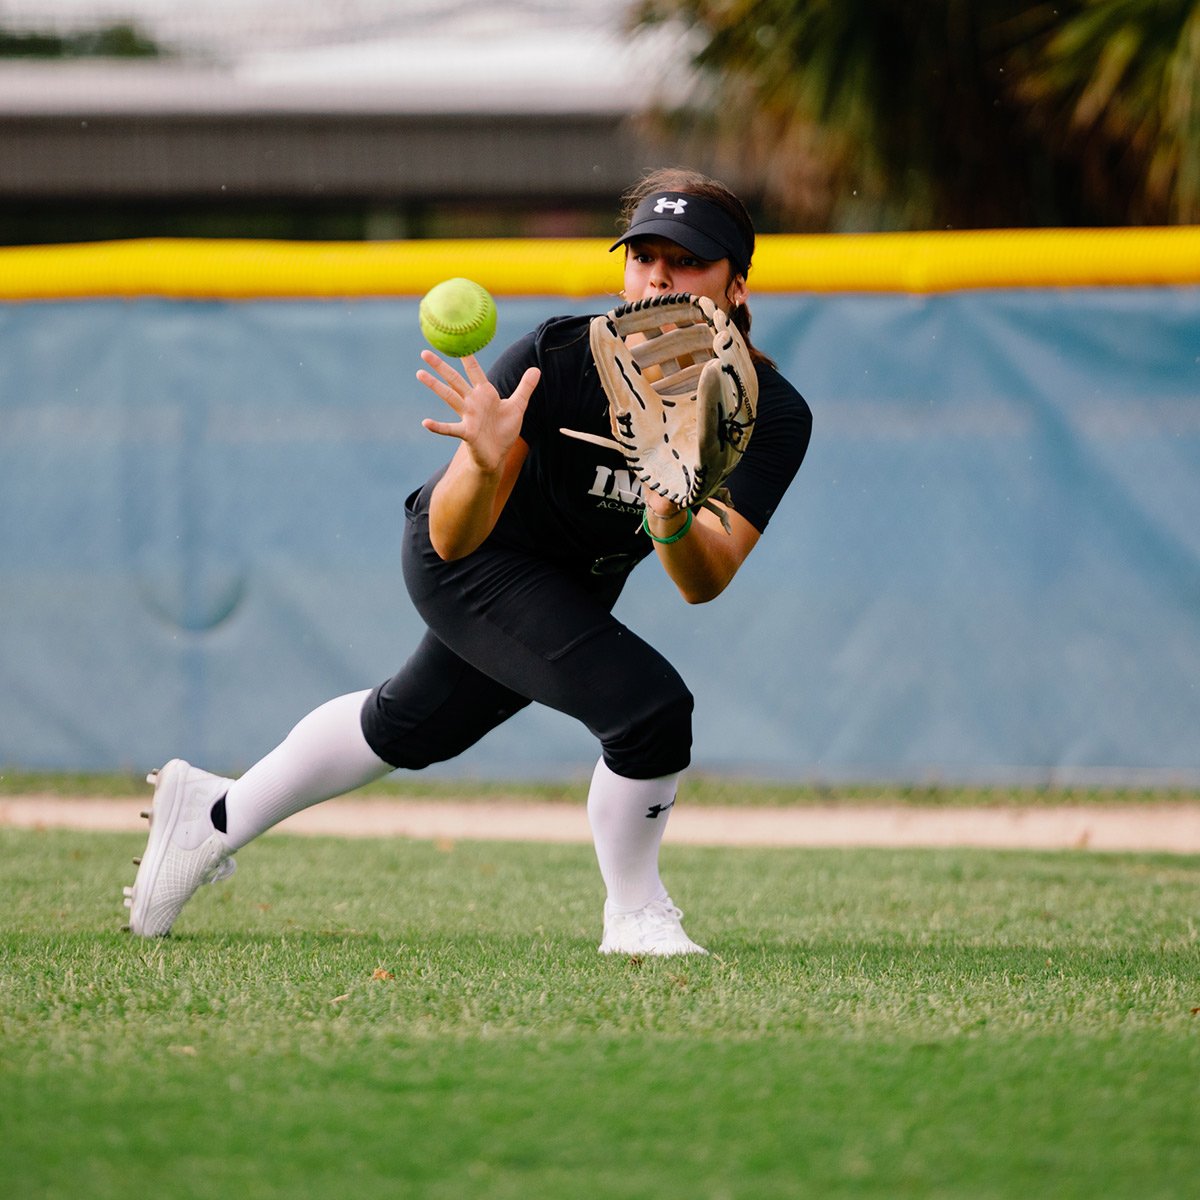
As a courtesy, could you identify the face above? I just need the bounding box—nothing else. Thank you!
[623,237,747,312]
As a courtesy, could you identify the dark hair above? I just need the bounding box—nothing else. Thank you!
[618,168,774,368]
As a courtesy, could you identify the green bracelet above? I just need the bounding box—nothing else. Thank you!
[642,507,693,545]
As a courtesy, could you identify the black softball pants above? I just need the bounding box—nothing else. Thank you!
[360,492,693,780]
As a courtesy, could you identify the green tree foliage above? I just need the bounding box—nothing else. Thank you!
[630,0,1200,229]
[1016,1,1200,223]
[0,22,162,59]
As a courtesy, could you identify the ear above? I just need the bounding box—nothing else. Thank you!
[726,274,748,309]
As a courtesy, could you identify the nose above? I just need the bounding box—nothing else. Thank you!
[648,259,673,291]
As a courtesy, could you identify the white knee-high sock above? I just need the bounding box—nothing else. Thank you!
[221,690,393,851]
[586,756,679,912]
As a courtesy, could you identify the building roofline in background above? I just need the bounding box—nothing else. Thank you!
[0,15,694,117]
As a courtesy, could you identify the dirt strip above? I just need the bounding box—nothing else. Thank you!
[2,796,1199,853]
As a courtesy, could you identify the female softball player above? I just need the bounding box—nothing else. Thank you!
[125,168,813,954]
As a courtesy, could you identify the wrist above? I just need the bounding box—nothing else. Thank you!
[642,506,693,545]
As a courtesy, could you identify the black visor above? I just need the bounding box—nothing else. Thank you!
[609,192,752,276]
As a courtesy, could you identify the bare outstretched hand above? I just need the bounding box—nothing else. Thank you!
[417,351,540,475]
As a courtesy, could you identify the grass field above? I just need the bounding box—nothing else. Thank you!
[2,824,1198,1199]
[3,767,1198,808]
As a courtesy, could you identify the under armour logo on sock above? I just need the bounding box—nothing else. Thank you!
[645,799,676,819]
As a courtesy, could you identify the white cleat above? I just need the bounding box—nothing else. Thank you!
[599,895,708,957]
[125,759,235,937]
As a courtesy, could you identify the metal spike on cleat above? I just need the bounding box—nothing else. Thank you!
[140,811,151,820]
[132,857,141,866]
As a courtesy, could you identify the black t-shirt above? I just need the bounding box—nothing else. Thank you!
[476,314,812,574]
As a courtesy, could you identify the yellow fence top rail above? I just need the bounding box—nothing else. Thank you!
[0,227,1197,300]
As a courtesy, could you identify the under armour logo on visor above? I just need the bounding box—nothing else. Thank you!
[653,197,688,215]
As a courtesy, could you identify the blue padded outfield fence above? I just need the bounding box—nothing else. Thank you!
[1,231,1198,783]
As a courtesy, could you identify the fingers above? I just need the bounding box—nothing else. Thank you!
[419,350,471,386]
[508,366,541,411]
[421,350,485,386]
[417,350,479,415]
[461,354,488,387]
[421,416,466,440]
[417,355,538,413]
[416,370,465,414]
